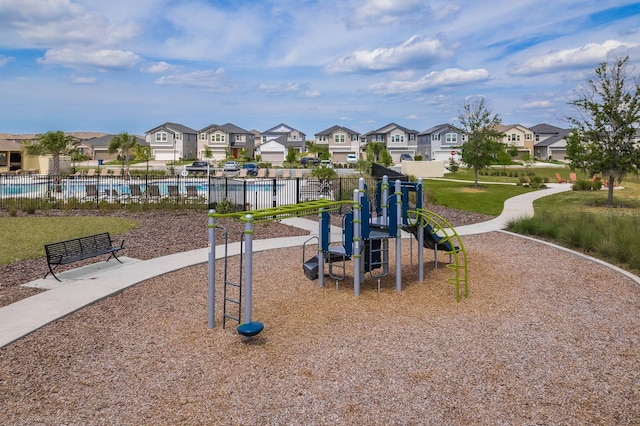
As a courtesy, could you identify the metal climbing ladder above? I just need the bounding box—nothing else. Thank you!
[221,228,243,329]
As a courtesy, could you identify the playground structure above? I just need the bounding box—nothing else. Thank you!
[207,176,468,338]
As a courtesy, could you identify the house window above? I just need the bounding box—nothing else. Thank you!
[525,133,532,140]
[432,134,440,141]
[446,133,457,144]
[391,134,404,143]
[200,133,207,140]
[409,134,415,141]
[235,134,242,142]
[156,132,167,142]
[535,134,540,142]
[334,134,345,143]
[175,133,181,140]
[375,135,383,142]
[352,134,358,141]
[211,133,225,142]
[262,136,267,142]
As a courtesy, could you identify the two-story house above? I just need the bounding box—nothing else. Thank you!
[314,125,360,163]
[197,123,255,161]
[80,134,146,161]
[256,123,306,164]
[496,124,534,157]
[530,123,571,160]
[417,123,465,161]
[145,122,198,162]
[361,123,418,163]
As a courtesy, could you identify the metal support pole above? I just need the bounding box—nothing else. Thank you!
[417,178,424,282]
[207,210,216,328]
[395,180,402,292]
[243,215,254,325]
[318,208,325,288]
[353,188,361,297]
[381,175,389,227]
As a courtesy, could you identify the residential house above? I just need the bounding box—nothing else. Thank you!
[417,123,465,161]
[198,123,255,161]
[145,122,198,162]
[361,123,418,163]
[79,134,146,161]
[257,123,306,164]
[530,124,571,160]
[314,125,360,162]
[496,124,534,156]
[0,135,27,173]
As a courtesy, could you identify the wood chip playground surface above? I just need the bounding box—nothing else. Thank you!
[1,231,639,424]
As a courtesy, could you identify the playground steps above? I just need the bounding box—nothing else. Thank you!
[409,209,469,302]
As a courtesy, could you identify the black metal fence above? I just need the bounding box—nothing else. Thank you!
[0,174,380,212]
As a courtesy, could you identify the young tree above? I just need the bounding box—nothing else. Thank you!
[108,132,139,179]
[285,146,297,165]
[23,130,79,191]
[566,55,640,206]
[457,97,504,187]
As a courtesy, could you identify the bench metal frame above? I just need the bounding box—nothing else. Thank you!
[44,232,124,282]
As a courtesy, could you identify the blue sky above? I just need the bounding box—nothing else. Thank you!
[0,0,639,137]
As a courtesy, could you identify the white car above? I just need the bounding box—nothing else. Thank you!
[320,160,333,168]
[346,154,358,164]
[223,161,240,172]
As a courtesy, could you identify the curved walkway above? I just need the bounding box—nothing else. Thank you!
[0,182,633,348]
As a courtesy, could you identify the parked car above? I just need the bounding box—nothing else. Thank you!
[320,160,333,168]
[300,157,320,167]
[223,161,240,172]
[242,163,259,176]
[346,154,358,164]
[185,160,213,174]
[400,154,413,161]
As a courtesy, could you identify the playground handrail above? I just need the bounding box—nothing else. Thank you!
[208,198,355,223]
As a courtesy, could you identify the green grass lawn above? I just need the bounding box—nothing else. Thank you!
[0,216,138,265]
[423,179,529,216]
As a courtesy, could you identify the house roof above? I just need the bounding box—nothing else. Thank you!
[315,125,359,136]
[372,122,419,134]
[0,139,24,151]
[495,124,532,133]
[529,123,568,135]
[146,122,197,135]
[82,134,146,148]
[200,123,252,134]
[534,129,571,147]
[418,123,461,136]
[263,123,305,135]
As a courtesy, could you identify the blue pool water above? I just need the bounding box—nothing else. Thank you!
[0,179,283,197]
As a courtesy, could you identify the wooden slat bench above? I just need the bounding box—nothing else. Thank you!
[44,232,124,281]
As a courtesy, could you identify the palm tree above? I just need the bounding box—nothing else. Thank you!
[132,143,151,175]
[23,130,79,191]
[108,132,138,179]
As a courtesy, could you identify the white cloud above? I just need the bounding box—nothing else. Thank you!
[259,82,301,94]
[326,35,450,74]
[142,61,174,74]
[0,0,138,48]
[38,48,142,70]
[0,55,14,66]
[348,0,428,27]
[371,68,491,94]
[510,40,638,75]
[521,100,553,109]
[154,69,229,91]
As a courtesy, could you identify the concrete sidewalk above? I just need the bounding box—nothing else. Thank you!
[0,184,573,348]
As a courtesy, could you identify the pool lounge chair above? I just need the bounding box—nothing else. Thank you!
[129,184,145,202]
[185,185,201,201]
[100,168,110,177]
[83,184,105,201]
[167,185,181,201]
[147,185,163,202]
[256,168,267,178]
[86,168,96,177]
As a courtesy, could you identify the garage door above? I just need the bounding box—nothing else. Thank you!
[260,152,283,165]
